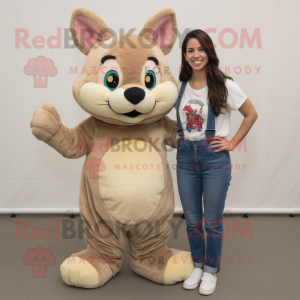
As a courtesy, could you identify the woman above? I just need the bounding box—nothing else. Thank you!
[175,29,258,295]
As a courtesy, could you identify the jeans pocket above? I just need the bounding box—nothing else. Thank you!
[207,143,227,158]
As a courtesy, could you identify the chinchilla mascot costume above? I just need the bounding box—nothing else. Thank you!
[30,7,193,288]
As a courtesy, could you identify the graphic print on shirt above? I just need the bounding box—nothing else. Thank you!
[183,99,205,132]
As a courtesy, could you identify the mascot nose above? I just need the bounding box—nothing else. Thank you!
[124,87,145,105]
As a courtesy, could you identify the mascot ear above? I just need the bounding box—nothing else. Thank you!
[70,8,113,55]
[140,8,178,55]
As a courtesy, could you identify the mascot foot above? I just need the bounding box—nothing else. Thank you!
[60,257,99,288]
[60,253,114,288]
[164,251,194,285]
[130,247,193,285]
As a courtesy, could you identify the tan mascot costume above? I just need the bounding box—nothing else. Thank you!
[30,7,193,288]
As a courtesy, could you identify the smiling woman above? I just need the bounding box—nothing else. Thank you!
[175,29,258,295]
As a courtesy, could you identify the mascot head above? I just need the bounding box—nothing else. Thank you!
[70,8,178,126]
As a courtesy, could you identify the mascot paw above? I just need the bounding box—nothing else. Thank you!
[164,251,194,285]
[30,103,62,142]
[60,257,99,288]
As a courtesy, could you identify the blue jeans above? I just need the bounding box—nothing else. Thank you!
[176,138,232,274]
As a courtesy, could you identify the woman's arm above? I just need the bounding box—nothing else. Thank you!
[230,98,258,149]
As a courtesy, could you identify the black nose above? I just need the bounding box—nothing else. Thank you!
[124,87,145,105]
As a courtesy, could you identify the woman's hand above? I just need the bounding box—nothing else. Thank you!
[210,137,234,152]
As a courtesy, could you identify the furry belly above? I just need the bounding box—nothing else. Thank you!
[98,140,164,225]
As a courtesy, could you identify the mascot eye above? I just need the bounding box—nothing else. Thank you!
[145,70,156,90]
[104,70,119,91]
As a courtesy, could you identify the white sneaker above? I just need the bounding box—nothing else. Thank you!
[183,267,203,290]
[199,272,217,295]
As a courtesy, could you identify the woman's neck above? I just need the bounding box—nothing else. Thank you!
[190,69,207,88]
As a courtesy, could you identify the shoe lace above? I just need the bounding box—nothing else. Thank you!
[201,272,214,283]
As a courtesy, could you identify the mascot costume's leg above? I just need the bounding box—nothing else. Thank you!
[30,8,194,288]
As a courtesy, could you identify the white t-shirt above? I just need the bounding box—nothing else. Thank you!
[174,79,247,141]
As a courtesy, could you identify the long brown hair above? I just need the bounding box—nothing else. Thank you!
[179,29,233,117]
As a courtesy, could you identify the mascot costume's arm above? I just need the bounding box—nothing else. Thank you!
[30,103,96,158]
[163,115,178,148]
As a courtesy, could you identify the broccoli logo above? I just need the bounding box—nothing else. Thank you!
[83,157,106,179]
[23,246,56,277]
[24,56,57,88]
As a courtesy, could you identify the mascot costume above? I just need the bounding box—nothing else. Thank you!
[30,7,193,288]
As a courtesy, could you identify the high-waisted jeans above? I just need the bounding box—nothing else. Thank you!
[176,138,232,274]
